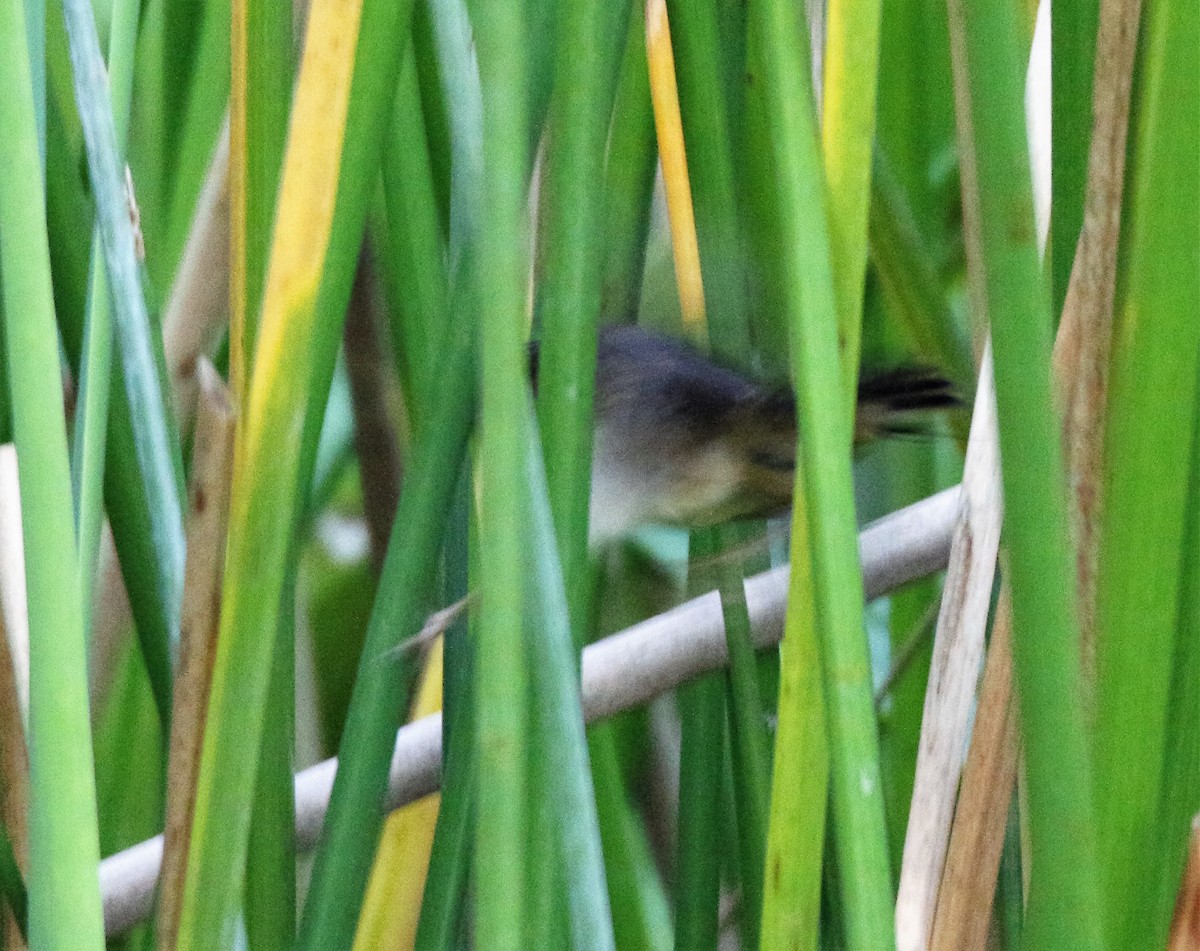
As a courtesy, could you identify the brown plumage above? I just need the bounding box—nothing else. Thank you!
[531,325,959,542]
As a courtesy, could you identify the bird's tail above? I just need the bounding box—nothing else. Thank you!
[854,367,961,442]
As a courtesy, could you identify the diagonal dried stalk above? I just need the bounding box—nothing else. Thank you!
[1053,0,1143,683]
[929,591,1019,951]
[921,0,1145,939]
[156,361,235,951]
[162,118,233,429]
[895,345,1003,951]
[100,485,962,936]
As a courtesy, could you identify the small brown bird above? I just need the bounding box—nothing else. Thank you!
[534,325,958,543]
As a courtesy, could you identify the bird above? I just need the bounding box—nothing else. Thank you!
[532,325,959,544]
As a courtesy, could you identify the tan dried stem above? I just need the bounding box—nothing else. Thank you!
[100,486,962,936]
[1168,816,1200,951]
[895,345,1003,951]
[91,116,231,711]
[161,117,232,431]
[155,361,236,951]
[929,591,1019,951]
[1051,0,1143,690]
[921,0,1145,940]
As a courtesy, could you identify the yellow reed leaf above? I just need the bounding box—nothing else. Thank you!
[244,0,361,443]
[644,0,707,336]
[353,640,445,951]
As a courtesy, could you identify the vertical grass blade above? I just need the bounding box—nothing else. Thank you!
[945,0,1103,939]
[747,28,831,943]
[748,0,894,944]
[61,0,185,579]
[380,46,449,418]
[674,671,724,950]
[297,311,475,949]
[1155,391,1200,947]
[716,553,772,948]
[0,819,27,943]
[690,530,771,949]
[740,27,792,372]
[644,7,757,947]
[62,0,186,721]
[821,0,883,399]
[22,0,44,165]
[408,4,452,232]
[230,0,295,944]
[175,0,416,938]
[407,4,485,942]
[411,723,474,951]
[0,0,104,945]
[244,574,298,951]
[524,413,616,950]
[760,494,827,951]
[1092,0,1199,942]
[71,269,113,645]
[44,22,181,728]
[352,639,445,951]
[157,0,231,296]
[100,408,184,726]
[868,151,974,392]
[472,0,531,940]
[531,8,629,946]
[521,0,560,163]
[0,330,10,449]
[228,0,292,406]
[43,72,90,337]
[534,0,628,633]
[161,119,230,428]
[601,2,657,321]
[412,472,475,951]
[1050,0,1099,314]
[589,723,674,951]
[69,0,140,640]
[424,0,484,260]
[664,0,750,355]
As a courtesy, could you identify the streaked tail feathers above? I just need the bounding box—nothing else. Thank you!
[854,367,961,442]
